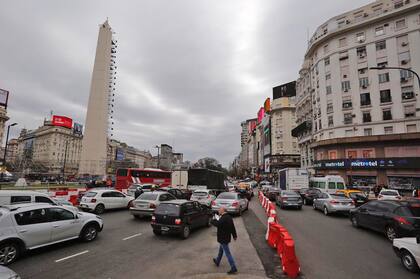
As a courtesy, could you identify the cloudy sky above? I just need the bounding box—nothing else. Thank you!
[0,0,371,166]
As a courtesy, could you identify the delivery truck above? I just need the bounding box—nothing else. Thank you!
[278,168,309,190]
[187,168,226,194]
[171,170,188,189]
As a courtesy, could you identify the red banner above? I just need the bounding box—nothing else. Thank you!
[52,115,73,129]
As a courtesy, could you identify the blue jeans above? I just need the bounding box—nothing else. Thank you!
[215,243,237,270]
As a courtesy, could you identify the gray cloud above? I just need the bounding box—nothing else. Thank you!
[0,0,371,166]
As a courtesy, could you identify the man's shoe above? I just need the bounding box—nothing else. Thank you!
[227,268,238,274]
[213,258,219,267]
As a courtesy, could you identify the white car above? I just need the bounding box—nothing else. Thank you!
[79,189,134,214]
[130,191,176,218]
[393,237,420,273]
[378,189,402,201]
[0,203,103,265]
[190,190,216,207]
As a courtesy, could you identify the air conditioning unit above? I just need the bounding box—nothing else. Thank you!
[364,13,369,17]
[402,42,408,46]
[401,60,408,65]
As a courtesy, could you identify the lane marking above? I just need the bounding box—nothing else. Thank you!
[55,250,89,263]
[122,233,143,241]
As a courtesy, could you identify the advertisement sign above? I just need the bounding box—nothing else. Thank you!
[273,81,296,99]
[264,157,270,173]
[0,89,9,109]
[257,107,265,123]
[314,157,420,169]
[248,120,256,135]
[52,115,73,129]
[115,148,125,161]
[264,98,271,113]
[73,123,83,135]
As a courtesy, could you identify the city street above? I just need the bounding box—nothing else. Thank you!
[9,208,266,279]
[274,203,418,279]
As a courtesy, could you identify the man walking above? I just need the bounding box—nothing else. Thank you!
[211,207,238,274]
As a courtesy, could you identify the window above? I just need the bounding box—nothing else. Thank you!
[327,102,333,113]
[364,128,373,136]
[324,57,330,66]
[342,81,351,91]
[328,182,336,190]
[358,68,367,75]
[339,51,348,60]
[101,192,112,197]
[347,150,357,158]
[11,196,31,204]
[404,105,416,118]
[402,86,415,100]
[407,124,417,133]
[359,77,369,88]
[342,99,352,109]
[395,19,406,29]
[14,209,49,226]
[356,32,365,43]
[327,116,334,127]
[111,191,125,198]
[383,110,392,121]
[345,129,354,137]
[328,151,337,159]
[380,90,392,103]
[362,150,373,158]
[394,0,403,8]
[344,113,353,124]
[360,93,371,106]
[376,40,386,50]
[339,37,347,47]
[399,52,410,64]
[35,196,55,204]
[326,73,331,80]
[378,73,390,83]
[375,26,385,36]
[49,208,74,221]
[400,69,413,80]
[357,46,366,58]
[377,61,388,68]
[384,126,393,134]
[363,112,372,123]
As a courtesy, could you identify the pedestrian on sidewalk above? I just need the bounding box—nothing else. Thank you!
[211,207,238,275]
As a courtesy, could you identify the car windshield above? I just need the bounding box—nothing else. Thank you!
[381,191,398,196]
[349,192,366,199]
[155,204,180,215]
[85,192,97,197]
[282,191,297,196]
[138,193,158,200]
[192,192,208,196]
[217,193,237,200]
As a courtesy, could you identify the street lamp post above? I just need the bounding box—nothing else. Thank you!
[155,145,160,169]
[369,66,420,88]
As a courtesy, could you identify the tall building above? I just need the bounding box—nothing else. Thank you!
[5,138,18,163]
[0,106,10,157]
[79,20,117,176]
[293,0,420,189]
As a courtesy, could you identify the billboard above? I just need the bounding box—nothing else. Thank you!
[248,120,256,135]
[273,81,296,99]
[115,148,125,161]
[264,98,271,113]
[257,107,265,123]
[73,123,83,135]
[264,157,270,173]
[52,115,73,129]
[0,89,9,108]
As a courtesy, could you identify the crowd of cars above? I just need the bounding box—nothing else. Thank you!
[261,182,420,273]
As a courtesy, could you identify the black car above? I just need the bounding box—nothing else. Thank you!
[160,187,189,200]
[347,191,369,207]
[350,199,420,241]
[301,188,322,205]
[151,200,212,239]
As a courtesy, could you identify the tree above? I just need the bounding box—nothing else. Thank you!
[193,157,228,174]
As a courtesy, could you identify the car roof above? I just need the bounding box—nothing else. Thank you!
[86,189,119,193]
[0,203,56,212]
[0,190,49,195]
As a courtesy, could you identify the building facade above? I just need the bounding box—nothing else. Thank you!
[6,138,19,164]
[293,0,420,189]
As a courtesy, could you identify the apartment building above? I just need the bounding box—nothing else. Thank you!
[293,0,420,189]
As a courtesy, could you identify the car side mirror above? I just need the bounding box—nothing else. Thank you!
[417,235,420,244]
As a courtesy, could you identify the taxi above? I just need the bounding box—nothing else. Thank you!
[336,189,369,207]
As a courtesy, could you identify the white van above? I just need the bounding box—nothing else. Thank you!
[310,176,346,193]
[0,190,58,206]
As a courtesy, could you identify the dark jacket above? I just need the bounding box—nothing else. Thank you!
[212,213,237,244]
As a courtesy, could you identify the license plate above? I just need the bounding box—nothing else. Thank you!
[161,227,169,232]
[80,204,87,207]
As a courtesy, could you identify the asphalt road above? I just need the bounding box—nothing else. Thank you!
[276,203,418,279]
[9,208,267,279]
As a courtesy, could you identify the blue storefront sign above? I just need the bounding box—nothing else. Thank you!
[314,157,420,169]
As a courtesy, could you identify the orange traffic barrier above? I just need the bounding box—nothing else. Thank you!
[265,215,277,240]
[55,191,68,196]
[282,239,300,278]
[267,223,283,248]
[277,230,293,258]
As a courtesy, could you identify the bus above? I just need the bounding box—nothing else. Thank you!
[115,168,172,191]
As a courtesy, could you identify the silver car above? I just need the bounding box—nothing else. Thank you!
[313,192,355,215]
[211,192,249,216]
[276,190,303,209]
[0,266,20,278]
[129,191,176,219]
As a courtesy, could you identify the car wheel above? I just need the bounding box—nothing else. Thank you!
[401,250,420,273]
[0,242,20,265]
[298,206,302,210]
[323,206,329,216]
[181,226,191,239]
[351,215,359,228]
[153,229,162,236]
[94,204,105,214]
[385,226,398,241]
[313,203,317,210]
[81,224,99,242]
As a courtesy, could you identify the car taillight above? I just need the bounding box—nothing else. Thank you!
[394,216,411,225]
[208,195,211,199]
[330,200,339,204]
[211,200,216,206]
[151,216,156,223]
[91,199,97,203]
[232,201,239,207]
[175,218,182,225]
[150,203,156,209]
